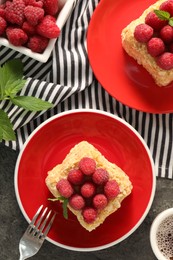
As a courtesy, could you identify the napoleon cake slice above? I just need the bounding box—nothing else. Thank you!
[122,0,173,87]
[45,141,133,232]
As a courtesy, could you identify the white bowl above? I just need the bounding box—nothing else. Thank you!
[150,208,173,260]
[0,0,76,63]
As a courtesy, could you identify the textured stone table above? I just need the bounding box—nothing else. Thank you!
[0,142,172,260]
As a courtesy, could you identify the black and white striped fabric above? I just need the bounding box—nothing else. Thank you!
[0,0,173,179]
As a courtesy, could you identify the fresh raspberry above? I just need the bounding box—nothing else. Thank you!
[5,1,11,8]
[36,16,60,38]
[0,9,5,18]
[157,52,173,70]
[93,194,108,210]
[0,3,5,9]
[147,37,165,57]
[5,0,26,26]
[82,207,97,223]
[6,27,28,46]
[69,194,85,210]
[80,182,96,198]
[160,0,173,16]
[160,25,173,44]
[43,0,59,16]
[78,157,96,175]
[0,5,5,18]
[0,17,7,36]
[24,0,43,8]
[22,21,36,35]
[92,168,109,185]
[134,24,153,43]
[145,11,167,31]
[27,35,49,53]
[24,6,44,26]
[67,169,84,185]
[104,180,120,200]
[43,14,56,22]
[56,179,74,198]
[169,42,173,52]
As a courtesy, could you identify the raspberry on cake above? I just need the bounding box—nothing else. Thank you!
[80,182,96,198]
[78,157,96,175]
[93,194,108,210]
[121,0,173,86]
[45,141,133,232]
[56,179,74,198]
[69,194,85,210]
[92,168,109,185]
[67,169,84,185]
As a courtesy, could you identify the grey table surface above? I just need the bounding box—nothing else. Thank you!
[0,142,172,260]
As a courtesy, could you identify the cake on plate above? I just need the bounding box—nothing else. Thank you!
[45,141,133,232]
[122,0,173,86]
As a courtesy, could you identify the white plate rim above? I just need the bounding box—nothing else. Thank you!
[14,108,156,252]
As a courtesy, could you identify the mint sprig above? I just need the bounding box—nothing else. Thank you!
[0,59,53,142]
[154,9,173,26]
[0,109,16,141]
[48,197,69,219]
[11,96,53,111]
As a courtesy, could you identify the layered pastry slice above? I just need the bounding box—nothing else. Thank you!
[122,0,173,86]
[45,141,133,232]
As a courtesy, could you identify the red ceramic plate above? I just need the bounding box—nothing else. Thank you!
[14,109,155,251]
[87,0,173,114]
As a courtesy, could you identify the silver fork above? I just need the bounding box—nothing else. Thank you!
[19,205,56,260]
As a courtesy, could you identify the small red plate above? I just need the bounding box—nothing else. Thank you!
[14,109,155,251]
[87,0,173,113]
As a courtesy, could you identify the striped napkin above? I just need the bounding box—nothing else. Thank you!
[0,0,173,179]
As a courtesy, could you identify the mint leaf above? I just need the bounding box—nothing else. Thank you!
[0,59,23,83]
[48,197,69,219]
[169,17,173,26]
[0,58,54,142]
[0,109,16,141]
[62,198,68,219]
[3,79,26,99]
[0,59,24,95]
[154,9,173,27]
[10,96,53,111]
[0,59,25,100]
[154,9,170,20]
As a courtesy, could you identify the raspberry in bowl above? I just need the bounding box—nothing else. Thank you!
[0,0,76,62]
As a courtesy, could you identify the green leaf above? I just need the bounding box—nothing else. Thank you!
[4,79,27,98]
[0,58,54,142]
[0,109,16,141]
[0,59,24,90]
[10,96,53,111]
[48,197,69,219]
[169,17,173,26]
[154,9,170,20]
[62,198,68,219]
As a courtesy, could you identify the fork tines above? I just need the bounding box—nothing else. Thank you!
[27,205,56,238]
